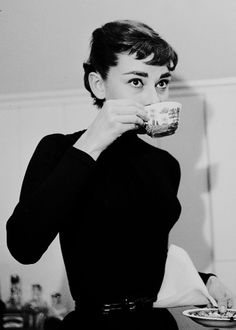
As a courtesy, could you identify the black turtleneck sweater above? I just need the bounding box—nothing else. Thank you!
[6,131,212,305]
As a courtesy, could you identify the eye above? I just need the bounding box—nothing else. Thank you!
[156,79,170,90]
[129,78,143,88]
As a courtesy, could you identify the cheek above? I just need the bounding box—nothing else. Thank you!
[104,84,126,100]
[160,90,169,101]
[160,95,169,102]
[105,84,137,101]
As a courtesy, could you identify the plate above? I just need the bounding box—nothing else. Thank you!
[182,308,236,328]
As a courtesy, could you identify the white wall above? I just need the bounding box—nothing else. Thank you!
[0,0,236,94]
[1,78,236,310]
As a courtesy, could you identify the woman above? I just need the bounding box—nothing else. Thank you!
[6,20,234,329]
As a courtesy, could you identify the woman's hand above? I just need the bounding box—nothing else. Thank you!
[206,275,236,313]
[74,99,148,160]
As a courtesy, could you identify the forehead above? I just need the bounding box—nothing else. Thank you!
[113,53,169,76]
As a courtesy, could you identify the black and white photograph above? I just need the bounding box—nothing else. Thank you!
[1,1,236,329]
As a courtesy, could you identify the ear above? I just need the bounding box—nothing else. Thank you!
[88,72,106,100]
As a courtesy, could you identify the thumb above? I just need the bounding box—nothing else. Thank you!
[218,298,227,313]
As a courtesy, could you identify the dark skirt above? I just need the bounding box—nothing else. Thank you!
[58,307,179,330]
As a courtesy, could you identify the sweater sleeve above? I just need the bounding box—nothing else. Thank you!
[6,133,96,264]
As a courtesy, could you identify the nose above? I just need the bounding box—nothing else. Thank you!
[144,86,160,106]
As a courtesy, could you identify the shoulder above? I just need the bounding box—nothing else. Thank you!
[152,147,181,189]
[157,148,181,178]
[28,130,86,164]
[39,130,84,148]
[140,138,180,170]
[160,148,180,172]
[139,139,181,185]
[36,130,85,153]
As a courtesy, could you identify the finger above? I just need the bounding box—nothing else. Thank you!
[108,99,144,109]
[231,297,236,308]
[218,299,228,313]
[115,106,148,120]
[117,115,145,126]
[120,123,139,134]
[227,298,233,309]
[106,100,144,114]
[207,302,212,308]
[137,109,149,122]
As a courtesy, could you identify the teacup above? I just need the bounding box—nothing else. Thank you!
[144,101,182,138]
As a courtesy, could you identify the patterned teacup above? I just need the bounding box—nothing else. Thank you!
[145,101,182,138]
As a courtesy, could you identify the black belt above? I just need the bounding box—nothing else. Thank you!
[76,296,156,315]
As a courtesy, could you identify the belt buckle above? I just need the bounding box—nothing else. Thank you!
[102,302,123,315]
[102,296,153,315]
[123,297,136,311]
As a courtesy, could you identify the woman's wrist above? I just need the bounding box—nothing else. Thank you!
[73,131,101,160]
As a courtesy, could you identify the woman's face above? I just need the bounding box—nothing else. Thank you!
[103,53,171,106]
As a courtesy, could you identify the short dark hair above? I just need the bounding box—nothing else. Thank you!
[83,20,178,108]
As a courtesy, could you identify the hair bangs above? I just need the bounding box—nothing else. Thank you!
[129,40,178,71]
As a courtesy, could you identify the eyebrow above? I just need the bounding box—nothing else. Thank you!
[123,71,172,79]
